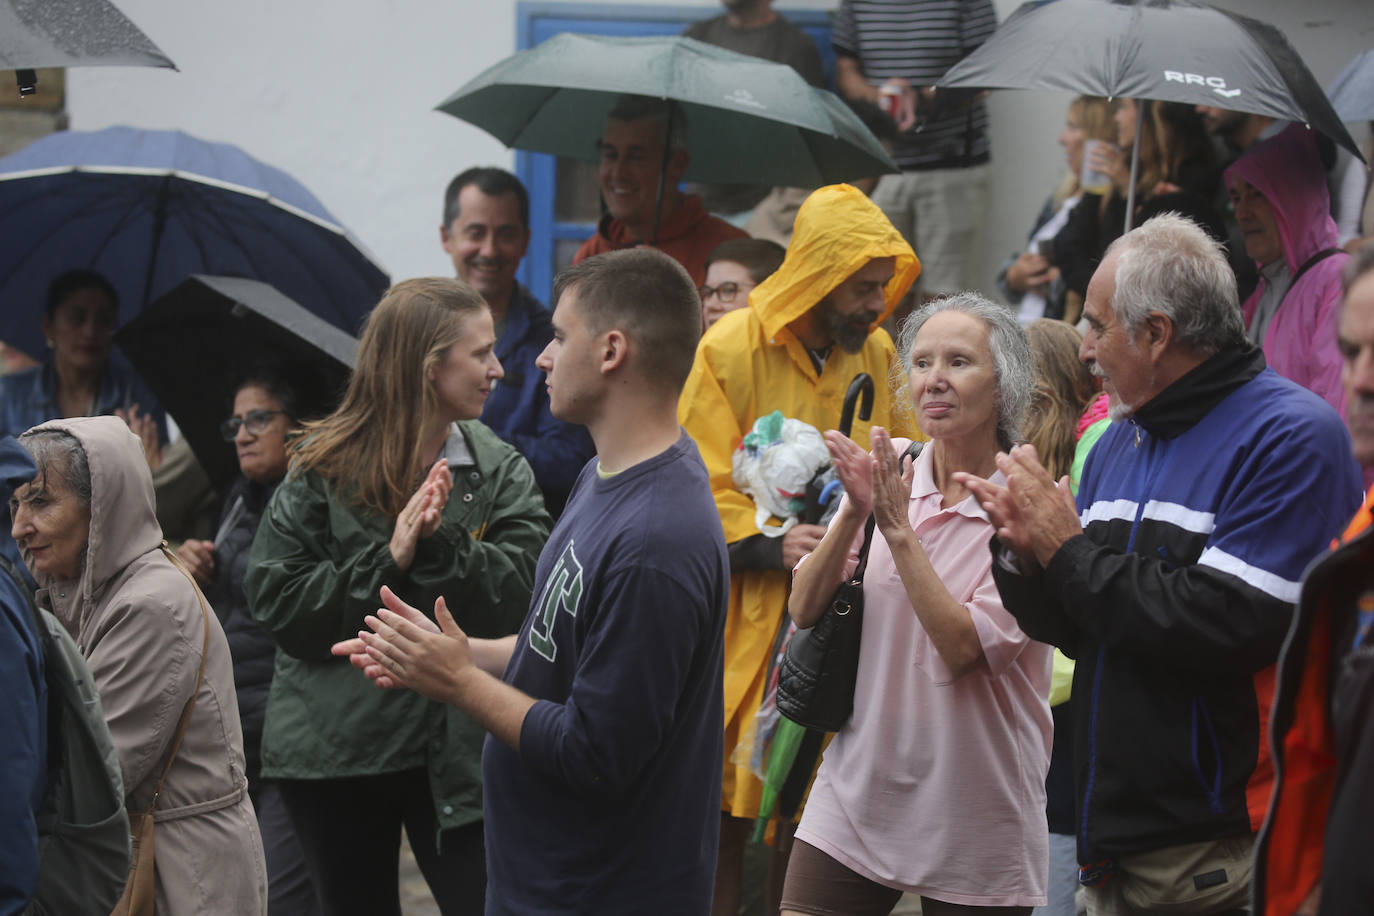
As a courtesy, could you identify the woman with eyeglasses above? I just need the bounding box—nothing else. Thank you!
[176,367,321,915]
[700,238,785,329]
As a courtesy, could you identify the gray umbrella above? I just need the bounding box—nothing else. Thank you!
[1328,50,1374,123]
[938,0,1361,230]
[0,0,175,95]
[938,0,1359,158]
[437,34,897,190]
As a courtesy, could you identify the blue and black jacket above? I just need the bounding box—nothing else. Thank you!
[992,345,1362,863]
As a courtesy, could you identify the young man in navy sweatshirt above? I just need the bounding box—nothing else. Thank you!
[335,248,728,914]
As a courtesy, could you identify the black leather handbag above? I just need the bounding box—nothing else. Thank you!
[776,440,922,732]
[776,514,876,732]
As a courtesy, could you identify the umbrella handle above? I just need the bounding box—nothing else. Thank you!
[839,373,875,438]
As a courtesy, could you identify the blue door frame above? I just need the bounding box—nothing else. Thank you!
[513,2,835,303]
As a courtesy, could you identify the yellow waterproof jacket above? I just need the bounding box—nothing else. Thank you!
[678,184,920,815]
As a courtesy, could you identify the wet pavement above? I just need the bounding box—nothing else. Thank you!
[398,835,440,915]
[396,834,923,915]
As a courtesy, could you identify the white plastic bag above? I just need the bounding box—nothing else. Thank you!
[731,410,830,537]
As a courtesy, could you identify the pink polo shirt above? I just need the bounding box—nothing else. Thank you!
[794,440,1053,907]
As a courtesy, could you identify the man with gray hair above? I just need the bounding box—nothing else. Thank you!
[572,94,746,286]
[959,214,1362,915]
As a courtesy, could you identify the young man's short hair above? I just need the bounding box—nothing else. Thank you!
[704,239,786,285]
[553,249,701,392]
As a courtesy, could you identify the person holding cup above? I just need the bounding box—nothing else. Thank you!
[1048,100,1219,306]
[997,96,1118,324]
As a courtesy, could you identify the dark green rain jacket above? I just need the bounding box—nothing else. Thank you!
[245,420,551,835]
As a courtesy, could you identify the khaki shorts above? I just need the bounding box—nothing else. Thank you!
[869,164,991,298]
[1084,835,1253,915]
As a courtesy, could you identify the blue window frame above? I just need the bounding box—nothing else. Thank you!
[513,2,834,304]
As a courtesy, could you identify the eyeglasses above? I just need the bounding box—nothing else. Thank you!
[698,281,752,304]
[220,409,284,441]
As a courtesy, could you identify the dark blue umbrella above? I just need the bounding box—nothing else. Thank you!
[0,126,389,358]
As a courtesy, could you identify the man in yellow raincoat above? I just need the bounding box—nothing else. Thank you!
[678,183,920,913]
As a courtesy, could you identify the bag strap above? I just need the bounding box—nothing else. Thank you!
[851,515,878,580]
[143,543,212,815]
[851,440,924,582]
[1291,247,1344,286]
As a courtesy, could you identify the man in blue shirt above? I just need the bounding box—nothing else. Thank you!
[441,168,594,516]
[336,248,728,914]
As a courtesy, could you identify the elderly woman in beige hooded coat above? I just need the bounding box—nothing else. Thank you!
[10,415,266,914]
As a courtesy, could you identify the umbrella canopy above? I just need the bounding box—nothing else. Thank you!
[0,126,389,360]
[437,33,897,188]
[116,275,357,489]
[1328,50,1374,123]
[938,0,1361,159]
[0,0,174,77]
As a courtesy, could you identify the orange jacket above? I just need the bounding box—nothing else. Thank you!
[1255,486,1374,915]
[572,193,746,287]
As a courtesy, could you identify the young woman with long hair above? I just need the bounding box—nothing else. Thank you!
[1051,99,1223,304]
[999,95,1119,323]
[245,278,551,916]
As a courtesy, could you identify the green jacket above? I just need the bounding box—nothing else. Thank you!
[245,421,550,834]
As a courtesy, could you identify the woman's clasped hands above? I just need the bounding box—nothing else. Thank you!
[388,458,452,570]
[825,425,914,539]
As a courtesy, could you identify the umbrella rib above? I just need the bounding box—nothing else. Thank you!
[0,179,152,290]
[184,179,370,325]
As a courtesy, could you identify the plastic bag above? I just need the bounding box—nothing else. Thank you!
[731,411,830,537]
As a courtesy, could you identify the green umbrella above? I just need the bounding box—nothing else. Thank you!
[435,33,897,190]
[753,718,808,843]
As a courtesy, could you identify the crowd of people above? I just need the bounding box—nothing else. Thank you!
[3,1,1374,915]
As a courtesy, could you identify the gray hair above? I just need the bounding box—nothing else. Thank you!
[1105,213,1244,356]
[895,292,1033,450]
[17,428,91,507]
[1343,243,1374,295]
[606,94,688,154]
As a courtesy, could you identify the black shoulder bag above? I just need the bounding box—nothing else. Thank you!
[777,441,923,732]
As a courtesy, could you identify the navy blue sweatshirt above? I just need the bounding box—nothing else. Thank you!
[482,432,727,915]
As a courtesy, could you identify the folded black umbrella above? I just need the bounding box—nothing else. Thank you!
[116,275,358,490]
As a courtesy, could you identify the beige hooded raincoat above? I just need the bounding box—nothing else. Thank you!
[25,416,266,915]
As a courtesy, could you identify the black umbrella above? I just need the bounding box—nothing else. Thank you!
[116,275,357,490]
[938,0,1361,158]
[938,0,1362,233]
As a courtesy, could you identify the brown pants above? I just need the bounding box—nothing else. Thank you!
[780,839,1032,916]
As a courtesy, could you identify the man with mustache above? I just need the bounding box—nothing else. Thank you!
[677,183,921,915]
[441,167,593,516]
[1254,246,1374,916]
[958,214,1362,915]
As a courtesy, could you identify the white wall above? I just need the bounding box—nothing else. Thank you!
[68,0,1373,300]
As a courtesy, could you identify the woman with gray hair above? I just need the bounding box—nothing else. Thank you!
[10,416,266,914]
[780,294,1053,916]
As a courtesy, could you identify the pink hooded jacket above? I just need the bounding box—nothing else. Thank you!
[1226,125,1350,413]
